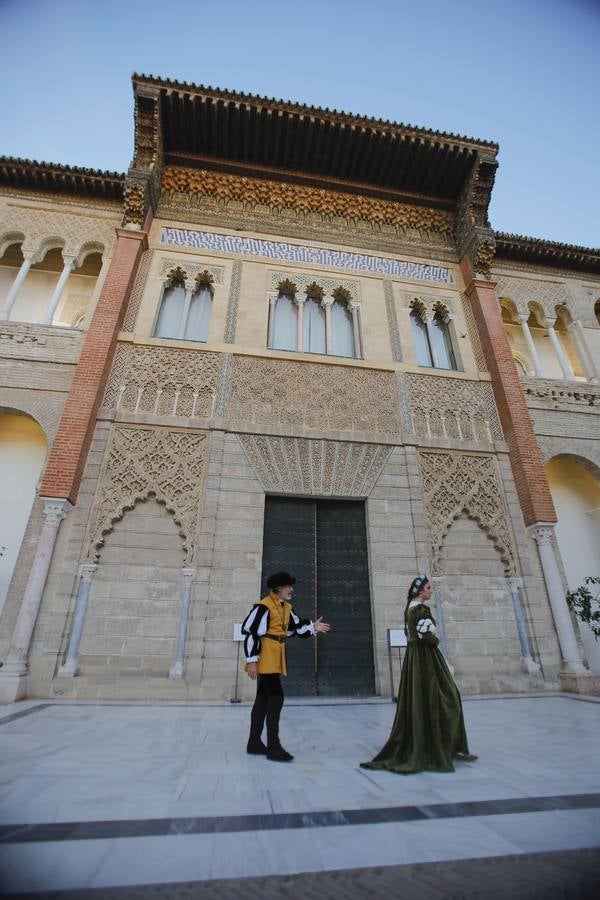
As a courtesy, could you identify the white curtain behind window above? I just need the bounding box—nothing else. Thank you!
[272,293,297,350]
[331,300,355,357]
[430,312,457,369]
[185,286,212,342]
[154,283,185,339]
[410,308,433,367]
[303,297,326,354]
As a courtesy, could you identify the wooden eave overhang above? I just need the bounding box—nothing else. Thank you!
[0,156,125,201]
[133,73,499,206]
[495,232,600,276]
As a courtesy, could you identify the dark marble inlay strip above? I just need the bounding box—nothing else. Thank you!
[1,792,599,845]
[0,703,52,727]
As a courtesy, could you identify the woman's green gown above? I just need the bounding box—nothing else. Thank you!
[361,603,470,774]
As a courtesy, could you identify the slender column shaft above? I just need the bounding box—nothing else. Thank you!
[547,320,576,380]
[295,296,305,352]
[518,315,542,376]
[350,302,362,358]
[57,564,98,677]
[39,257,75,325]
[177,287,194,340]
[0,499,71,676]
[169,569,195,680]
[508,577,541,675]
[529,524,587,674]
[323,298,333,354]
[0,255,33,321]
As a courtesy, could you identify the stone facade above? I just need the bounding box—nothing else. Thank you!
[1,75,599,703]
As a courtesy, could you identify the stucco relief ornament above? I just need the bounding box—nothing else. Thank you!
[122,183,146,228]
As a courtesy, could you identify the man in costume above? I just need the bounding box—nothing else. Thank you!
[242,571,331,762]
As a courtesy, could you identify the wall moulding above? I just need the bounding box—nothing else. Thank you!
[237,433,393,497]
[85,423,209,564]
[417,448,517,576]
[522,377,600,412]
[227,354,401,436]
[160,166,455,251]
[101,342,220,419]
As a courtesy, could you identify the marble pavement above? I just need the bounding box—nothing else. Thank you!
[0,693,599,893]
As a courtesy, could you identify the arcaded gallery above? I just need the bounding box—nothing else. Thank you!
[0,74,599,704]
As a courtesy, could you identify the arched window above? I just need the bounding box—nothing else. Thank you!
[303,296,326,354]
[331,299,355,358]
[410,307,433,367]
[595,299,600,327]
[430,310,457,370]
[271,292,297,351]
[185,284,212,342]
[154,279,186,340]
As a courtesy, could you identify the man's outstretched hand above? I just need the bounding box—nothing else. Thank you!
[314,617,331,634]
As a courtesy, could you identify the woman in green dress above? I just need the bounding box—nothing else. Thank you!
[361,575,477,774]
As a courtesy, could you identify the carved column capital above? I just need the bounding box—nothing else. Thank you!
[528,523,555,546]
[79,563,98,583]
[42,498,72,528]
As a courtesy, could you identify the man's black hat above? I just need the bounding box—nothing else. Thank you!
[267,571,296,590]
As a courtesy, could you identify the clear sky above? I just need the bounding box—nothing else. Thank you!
[1,0,599,248]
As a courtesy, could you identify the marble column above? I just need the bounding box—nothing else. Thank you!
[295,295,305,352]
[546,318,576,381]
[57,563,98,677]
[169,568,195,680]
[529,524,587,674]
[569,321,598,382]
[0,499,72,702]
[39,256,76,325]
[267,293,278,348]
[322,297,334,354]
[518,314,542,376]
[349,301,362,358]
[0,252,35,321]
[507,576,541,676]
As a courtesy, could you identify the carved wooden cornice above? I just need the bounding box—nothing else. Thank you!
[161,166,455,237]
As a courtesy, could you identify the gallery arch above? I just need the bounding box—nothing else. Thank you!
[546,454,600,674]
[0,410,47,615]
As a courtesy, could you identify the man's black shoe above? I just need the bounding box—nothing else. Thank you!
[247,739,268,755]
[267,745,294,762]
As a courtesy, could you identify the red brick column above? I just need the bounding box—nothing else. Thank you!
[39,228,148,504]
[460,256,556,527]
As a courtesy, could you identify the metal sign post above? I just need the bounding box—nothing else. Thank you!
[231,623,244,703]
[387,628,407,702]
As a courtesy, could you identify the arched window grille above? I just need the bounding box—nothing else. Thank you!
[185,284,212,342]
[331,298,355,357]
[271,291,297,351]
[154,275,186,340]
[410,306,433,367]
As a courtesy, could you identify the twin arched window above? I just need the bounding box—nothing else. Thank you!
[154,274,213,343]
[410,306,457,370]
[270,287,359,358]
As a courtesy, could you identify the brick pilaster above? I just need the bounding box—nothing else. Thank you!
[460,256,556,527]
[39,228,149,504]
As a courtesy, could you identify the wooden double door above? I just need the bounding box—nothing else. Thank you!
[260,497,375,696]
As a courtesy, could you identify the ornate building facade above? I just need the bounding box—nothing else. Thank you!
[0,74,599,703]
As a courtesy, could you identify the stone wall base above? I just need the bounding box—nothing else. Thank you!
[559,673,600,696]
[0,674,29,705]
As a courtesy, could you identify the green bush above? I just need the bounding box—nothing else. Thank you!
[566,576,600,640]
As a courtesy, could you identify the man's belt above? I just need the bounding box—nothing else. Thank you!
[264,634,286,644]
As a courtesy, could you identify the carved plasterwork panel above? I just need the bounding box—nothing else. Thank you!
[87,424,208,563]
[102,344,220,418]
[238,434,392,497]
[405,374,503,444]
[228,356,401,435]
[0,200,116,260]
[418,449,516,575]
[161,167,454,250]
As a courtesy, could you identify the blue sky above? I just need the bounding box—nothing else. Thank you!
[1,0,599,247]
